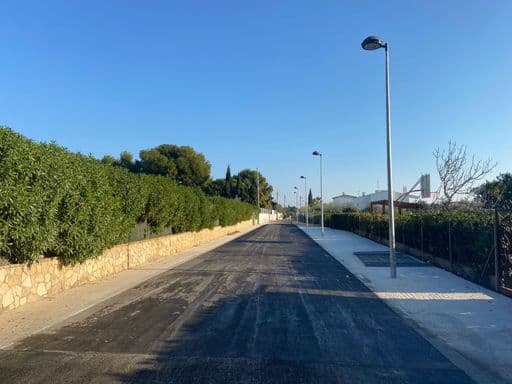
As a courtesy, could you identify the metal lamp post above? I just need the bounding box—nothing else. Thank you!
[293,187,299,223]
[312,151,324,236]
[300,176,308,227]
[361,35,396,278]
[256,168,260,225]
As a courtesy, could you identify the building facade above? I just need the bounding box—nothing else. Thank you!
[332,190,418,211]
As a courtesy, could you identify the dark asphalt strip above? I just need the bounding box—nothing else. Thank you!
[0,224,473,383]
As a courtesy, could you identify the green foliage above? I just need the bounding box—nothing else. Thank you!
[101,155,117,166]
[118,151,135,171]
[210,197,257,227]
[474,173,512,209]
[204,168,273,207]
[138,144,210,188]
[224,165,233,198]
[236,169,273,207]
[204,179,225,197]
[139,148,177,177]
[330,210,494,277]
[0,127,255,264]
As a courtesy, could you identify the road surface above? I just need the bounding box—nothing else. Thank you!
[0,224,472,383]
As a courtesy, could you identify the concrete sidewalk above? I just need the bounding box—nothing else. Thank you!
[299,225,512,384]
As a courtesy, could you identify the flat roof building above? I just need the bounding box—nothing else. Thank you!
[332,190,419,211]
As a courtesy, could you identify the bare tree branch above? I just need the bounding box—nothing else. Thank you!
[433,141,496,207]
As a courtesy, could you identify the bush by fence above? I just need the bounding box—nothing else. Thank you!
[0,127,256,264]
[326,210,495,282]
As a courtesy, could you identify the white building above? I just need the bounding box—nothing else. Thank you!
[332,193,357,206]
[332,190,419,211]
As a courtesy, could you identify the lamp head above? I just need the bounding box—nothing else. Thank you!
[300,176,306,179]
[312,151,321,156]
[361,35,386,50]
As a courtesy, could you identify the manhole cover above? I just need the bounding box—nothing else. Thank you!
[353,251,429,267]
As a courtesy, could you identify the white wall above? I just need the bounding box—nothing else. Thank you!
[333,190,416,211]
[332,196,355,206]
[258,210,283,224]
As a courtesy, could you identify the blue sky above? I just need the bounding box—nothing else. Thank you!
[1,1,511,204]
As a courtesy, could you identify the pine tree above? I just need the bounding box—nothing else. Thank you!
[224,165,232,198]
[308,188,313,206]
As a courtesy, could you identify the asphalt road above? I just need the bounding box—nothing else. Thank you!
[0,224,473,383]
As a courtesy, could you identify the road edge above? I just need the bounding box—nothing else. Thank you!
[296,224,503,384]
[0,224,263,349]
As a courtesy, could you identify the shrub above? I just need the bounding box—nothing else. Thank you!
[329,210,494,278]
[0,127,256,264]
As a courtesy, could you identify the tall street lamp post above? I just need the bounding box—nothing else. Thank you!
[312,151,324,236]
[361,35,396,278]
[256,168,260,225]
[293,186,299,223]
[300,176,308,227]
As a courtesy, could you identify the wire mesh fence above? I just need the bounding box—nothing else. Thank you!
[308,209,512,295]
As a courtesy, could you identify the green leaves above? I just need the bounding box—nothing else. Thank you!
[331,210,494,280]
[0,127,254,264]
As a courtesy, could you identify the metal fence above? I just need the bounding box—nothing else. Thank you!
[127,221,173,243]
[498,210,512,295]
[311,209,512,296]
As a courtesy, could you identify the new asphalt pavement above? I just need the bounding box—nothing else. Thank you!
[0,224,473,383]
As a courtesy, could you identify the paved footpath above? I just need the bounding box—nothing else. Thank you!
[0,224,473,383]
[299,225,512,384]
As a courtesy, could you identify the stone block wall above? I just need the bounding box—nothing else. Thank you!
[0,220,254,312]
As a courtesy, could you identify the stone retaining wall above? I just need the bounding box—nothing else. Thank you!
[0,220,254,312]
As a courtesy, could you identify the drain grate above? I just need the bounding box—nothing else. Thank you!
[353,251,429,267]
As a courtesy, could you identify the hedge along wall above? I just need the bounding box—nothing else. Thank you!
[0,127,257,265]
[329,211,495,280]
[0,219,255,311]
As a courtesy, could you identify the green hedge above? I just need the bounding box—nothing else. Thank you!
[330,210,494,276]
[0,127,256,264]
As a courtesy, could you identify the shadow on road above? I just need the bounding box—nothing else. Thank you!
[108,225,472,383]
[6,225,473,384]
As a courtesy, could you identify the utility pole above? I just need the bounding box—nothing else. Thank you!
[283,194,286,221]
[300,176,308,227]
[256,168,260,224]
[276,189,279,221]
[293,188,298,223]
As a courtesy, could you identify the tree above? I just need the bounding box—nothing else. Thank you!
[101,155,116,166]
[139,144,211,188]
[309,196,321,209]
[119,151,135,171]
[224,165,232,198]
[308,189,313,206]
[236,169,273,207]
[433,141,496,207]
[474,173,512,209]
[139,148,177,177]
[204,179,225,197]
[235,174,241,199]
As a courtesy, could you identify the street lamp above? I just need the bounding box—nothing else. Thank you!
[300,176,308,227]
[256,168,260,225]
[293,186,299,223]
[361,35,396,278]
[312,151,324,236]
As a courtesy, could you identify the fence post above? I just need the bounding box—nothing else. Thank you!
[494,208,499,291]
[448,218,453,271]
[420,213,424,254]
